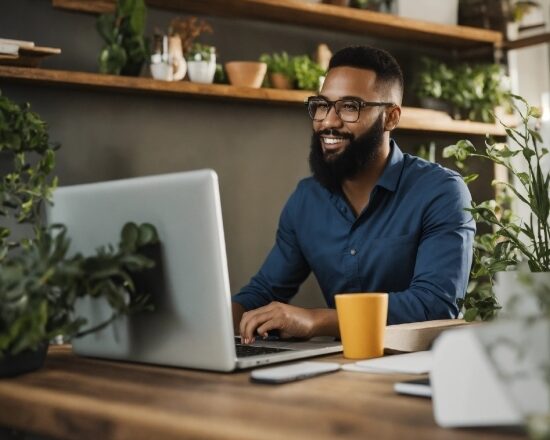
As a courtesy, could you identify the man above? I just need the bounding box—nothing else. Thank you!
[232,46,475,344]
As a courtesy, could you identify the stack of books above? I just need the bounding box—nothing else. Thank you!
[0,38,61,67]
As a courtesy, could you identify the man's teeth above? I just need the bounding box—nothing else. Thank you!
[323,137,345,145]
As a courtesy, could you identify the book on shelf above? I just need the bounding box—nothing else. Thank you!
[0,38,35,48]
[0,43,18,56]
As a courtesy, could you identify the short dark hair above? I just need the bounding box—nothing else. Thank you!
[328,46,404,95]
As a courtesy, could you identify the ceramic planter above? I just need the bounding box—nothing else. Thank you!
[225,62,267,88]
[150,60,173,81]
[270,73,293,89]
[168,35,187,81]
[187,54,216,84]
[149,35,186,81]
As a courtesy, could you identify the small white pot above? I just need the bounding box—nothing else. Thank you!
[150,62,173,81]
[187,54,216,84]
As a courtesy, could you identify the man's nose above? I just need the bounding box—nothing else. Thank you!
[320,105,344,129]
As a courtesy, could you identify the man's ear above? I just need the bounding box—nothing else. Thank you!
[384,105,401,132]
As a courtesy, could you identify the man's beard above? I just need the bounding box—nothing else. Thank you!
[308,112,385,192]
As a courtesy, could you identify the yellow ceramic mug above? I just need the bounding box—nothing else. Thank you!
[335,293,388,359]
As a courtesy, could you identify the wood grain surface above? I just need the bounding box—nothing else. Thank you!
[0,345,524,440]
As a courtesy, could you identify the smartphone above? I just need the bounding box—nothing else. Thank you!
[250,361,341,384]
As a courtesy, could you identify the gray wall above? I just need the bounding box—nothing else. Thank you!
[1,0,486,308]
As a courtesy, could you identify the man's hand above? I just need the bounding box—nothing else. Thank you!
[238,301,338,344]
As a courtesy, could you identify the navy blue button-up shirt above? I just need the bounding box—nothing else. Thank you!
[232,141,475,324]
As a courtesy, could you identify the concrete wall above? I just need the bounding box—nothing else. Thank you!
[1,0,488,308]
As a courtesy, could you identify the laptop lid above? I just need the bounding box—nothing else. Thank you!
[48,170,238,371]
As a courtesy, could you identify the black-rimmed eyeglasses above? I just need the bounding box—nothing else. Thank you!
[305,96,395,123]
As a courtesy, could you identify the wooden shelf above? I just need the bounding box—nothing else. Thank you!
[52,0,502,51]
[503,32,550,50]
[0,66,506,136]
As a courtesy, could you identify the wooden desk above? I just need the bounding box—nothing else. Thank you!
[0,345,524,440]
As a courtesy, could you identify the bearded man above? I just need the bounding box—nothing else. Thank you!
[232,46,475,344]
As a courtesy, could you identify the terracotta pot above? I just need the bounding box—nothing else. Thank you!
[270,72,293,89]
[225,62,267,88]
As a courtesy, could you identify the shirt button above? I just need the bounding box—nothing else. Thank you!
[350,249,357,256]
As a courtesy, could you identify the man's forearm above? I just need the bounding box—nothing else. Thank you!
[311,308,340,338]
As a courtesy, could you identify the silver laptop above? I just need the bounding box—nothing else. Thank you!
[47,170,342,371]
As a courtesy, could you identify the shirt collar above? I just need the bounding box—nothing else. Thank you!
[374,139,405,193]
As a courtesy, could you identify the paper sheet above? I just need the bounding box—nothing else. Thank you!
[341,351,432,374]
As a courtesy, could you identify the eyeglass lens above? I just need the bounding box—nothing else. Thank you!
[308,100,361,122]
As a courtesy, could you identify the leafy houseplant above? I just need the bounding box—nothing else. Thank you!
[97,0,149,76]
[259,52,295,89]
[259,52,325,91]
[443,95,548,318]
[415,57,511,123]
[0,90,158,376]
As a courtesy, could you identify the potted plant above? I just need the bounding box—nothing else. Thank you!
[414,57,455,114]
[96,0,149,76]
[257,52,326,91]
[443,95,549,436]
[415,57,511,123]
[186,43,217,84]
[292,55,326,91]
[259,52,295,89]
[0,91,158,377]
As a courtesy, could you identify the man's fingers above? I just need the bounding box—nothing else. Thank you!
[239,307,267,341]
[241,311,273,343]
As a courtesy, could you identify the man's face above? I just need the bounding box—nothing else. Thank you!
[313,66,389,159]
[308,66,399,189]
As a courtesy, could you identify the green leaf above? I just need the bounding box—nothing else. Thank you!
[96,14,117,44]
[98,44,127,75]
[120,222,139,251]
[137,223,159,246]
[528,106,542,118]
[516,172,530,186]
[528,128,543,143]
[464,307,479,322]
[128,0,146,34]
[463,173,479,184]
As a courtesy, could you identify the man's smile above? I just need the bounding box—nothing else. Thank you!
[320,135,350,154]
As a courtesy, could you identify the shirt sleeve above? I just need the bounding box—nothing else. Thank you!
[232,187,312,311]
[387,174,475,324]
